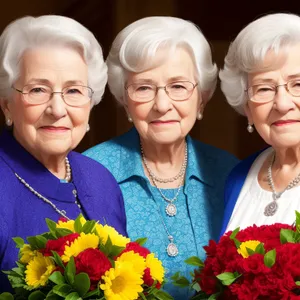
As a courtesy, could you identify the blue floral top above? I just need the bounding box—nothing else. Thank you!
[84,128,238,299]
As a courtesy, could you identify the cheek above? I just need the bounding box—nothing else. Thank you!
[128,102,151,121]
[69,107,90,128]
[13,106,45,127]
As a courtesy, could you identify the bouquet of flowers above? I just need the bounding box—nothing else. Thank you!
[173,212,300,299]
[0,215,173,300]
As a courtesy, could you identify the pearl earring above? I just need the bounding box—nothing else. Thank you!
[6,117,12,126]
[128,115,133,122]
[86,124,90,132]
[197,112,203,120]
[247,123,254,133]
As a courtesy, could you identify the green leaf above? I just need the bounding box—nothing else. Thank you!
[81,220,96,234]
[73,273,90,296]
[255,243,265,255]
[296,281,300,286]
[246,247,255,256]
[280,229,296,244]
[28,291,47,300]
[12,237,25,248]
[65,257,76,285]
[65,292,81,300]
[152,289,174,300]
[208,293,221,300]
[170,272,180,281]
[74,217,83,233]
[296,211,300,231]
[26,235,47,250]
[56,228,73,238]
[138,292,147,300]
[82,288,100,299]
[264,249,276,268]
[172,275,190,287]
[53,284,73,297]
[217,272,240,286]
[134,237,147,246]
[109,245,125,257]
[184,256,204,267]
[229,227,241,248]
[49,271,66,285]
[51,251,65,269]
[0,293,14,300]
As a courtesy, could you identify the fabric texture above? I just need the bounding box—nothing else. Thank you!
[0,129,127,292]
[84,127,238,299]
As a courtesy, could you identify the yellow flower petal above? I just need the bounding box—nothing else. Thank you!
[20,244,37,264]
[237,240,261,258]
[96,224,130,247]
[117,251,146,275]
[145,253,164,283]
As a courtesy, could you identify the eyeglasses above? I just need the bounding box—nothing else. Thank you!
[125,81,198,102]
[246,79,300,103]
[12,84,94,107]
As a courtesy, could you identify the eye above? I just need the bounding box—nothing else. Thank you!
[29,86,48,94]
[290,81,300,89]
[65,87,82,94]
[135,85,153,92]
[253,85,274,94]
[169,83,187,90]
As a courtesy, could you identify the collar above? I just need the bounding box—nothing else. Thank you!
[116,127,214,187]
[0,129,77,202]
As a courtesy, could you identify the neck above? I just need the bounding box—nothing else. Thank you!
[38,154,68,180]
[273,146,300,167]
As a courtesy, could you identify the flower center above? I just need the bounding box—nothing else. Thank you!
[112,276,126,293]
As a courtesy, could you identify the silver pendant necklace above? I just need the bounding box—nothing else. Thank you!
[14,157,81,220]
[265,152,300,216]
[141,142,187,216]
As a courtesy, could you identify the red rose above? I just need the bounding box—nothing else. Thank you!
[42,233,80,256]
[58,217,68,223]
[75,248,112,289]
[119,242,150,258]
[143,268,161,289]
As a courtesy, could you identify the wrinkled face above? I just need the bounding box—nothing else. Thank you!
[1,46,91,158]
[246,43,300,149]
[125,47,203,146]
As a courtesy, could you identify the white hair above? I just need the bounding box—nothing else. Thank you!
[219,13,300,115]
[106,16,218,106]
[0,15,107,105]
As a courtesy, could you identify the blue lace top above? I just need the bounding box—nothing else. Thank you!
[84,128,238,299]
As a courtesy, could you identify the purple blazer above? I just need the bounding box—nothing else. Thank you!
[0,130,127,292]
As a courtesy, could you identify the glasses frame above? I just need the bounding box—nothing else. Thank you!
[125,81,198,103]
[12,84,94,107]
[245,80,300,103]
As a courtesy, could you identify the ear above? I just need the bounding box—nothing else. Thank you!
[198,91,209,114]
[0,98,11,119]
[244,101,254,125]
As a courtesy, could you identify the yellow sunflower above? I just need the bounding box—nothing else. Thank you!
[96,224,130,247]
[100,261,143,300]
[25,252,56,288]
[145,253,164,283]
[62,232,99,262]
[237,240,261,258]
[20,244,37,264]
[117,251,146,275]
[56,216,87,232]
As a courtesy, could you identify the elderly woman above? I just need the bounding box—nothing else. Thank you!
[219,13,300,235]
[0,16,127,292]
[84,16,238,298]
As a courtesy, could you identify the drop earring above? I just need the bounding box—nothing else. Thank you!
[6,117,12,126]
[86,123,90,132]
[128,115,133,123]
[247,123,254,133]
[197,112,203,120]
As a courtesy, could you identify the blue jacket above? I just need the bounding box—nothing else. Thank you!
[220,151,264,236]
[0,129,127,292]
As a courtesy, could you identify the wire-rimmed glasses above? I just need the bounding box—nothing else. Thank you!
[125,81,198,102]
[13,84,94,107]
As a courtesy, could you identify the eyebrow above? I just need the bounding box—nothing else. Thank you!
[252,73,300,84]
[26,79,86,85]
[130,76,192,85]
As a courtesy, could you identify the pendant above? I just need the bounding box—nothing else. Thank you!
[167,242,178,257]
[264,201,278,216]
[166,203,177,216]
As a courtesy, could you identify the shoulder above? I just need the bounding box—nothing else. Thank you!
[189,137,239,173]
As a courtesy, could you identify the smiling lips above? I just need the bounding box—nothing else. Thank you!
[151,120,178,125]
[272,120,300,126]
[40,126,70,132]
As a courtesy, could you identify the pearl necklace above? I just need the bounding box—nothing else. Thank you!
[141,142,187,217]
[265,152,300,216]
[14,157,80,220]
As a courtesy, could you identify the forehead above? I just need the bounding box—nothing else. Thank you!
[127,47,196,82]
[18,46,88,84]
[248,43,300,83]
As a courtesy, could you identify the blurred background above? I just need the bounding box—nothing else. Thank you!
[0,0,299,159]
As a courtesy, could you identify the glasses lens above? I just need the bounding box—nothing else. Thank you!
[248,84,275,103]
[23,84,52,104]
[63,85,92,106]
[166,81,194,100]
[127,84,156,102]
[287,80,300,97]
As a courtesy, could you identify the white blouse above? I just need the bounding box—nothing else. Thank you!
[226,147,300,232]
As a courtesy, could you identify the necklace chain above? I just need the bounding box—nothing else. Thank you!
[141,142,187,217]
[265,152,300,216]
[14,157,80,220]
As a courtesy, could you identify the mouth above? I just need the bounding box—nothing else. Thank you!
[150,120,179,125]
[272,120,300,126]
[40,126,70,132]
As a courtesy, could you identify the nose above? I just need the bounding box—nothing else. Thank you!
[152,88,173,113]
[273,85,296,113]
[45,92,67,119]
